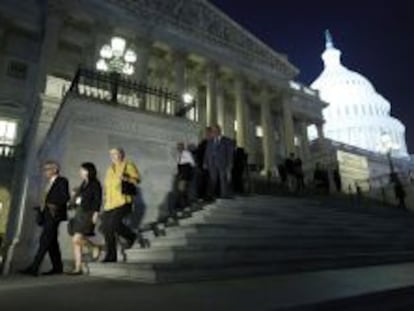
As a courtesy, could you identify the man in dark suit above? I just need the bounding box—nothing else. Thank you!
[204,125,235,199]
[21,160,70,276]
[196,126,213,200]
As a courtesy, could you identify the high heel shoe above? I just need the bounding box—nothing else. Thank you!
[91,245,103,262]
[65,270,83,276]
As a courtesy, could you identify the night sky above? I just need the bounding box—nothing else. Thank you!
[210,0,414,154]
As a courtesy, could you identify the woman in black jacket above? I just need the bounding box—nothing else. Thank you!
[68,162,102,275]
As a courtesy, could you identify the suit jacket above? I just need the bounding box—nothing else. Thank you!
[204,136,235,171]
[196,139,208,169]
[45,176,70,221]
[78,179,102,213]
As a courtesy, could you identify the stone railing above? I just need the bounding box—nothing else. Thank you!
[69,68,183,117]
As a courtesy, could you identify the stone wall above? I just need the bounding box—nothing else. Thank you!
[16,94,199,264]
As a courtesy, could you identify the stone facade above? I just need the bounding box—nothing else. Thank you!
[0,0,326,271]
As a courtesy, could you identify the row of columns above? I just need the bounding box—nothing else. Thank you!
[85,33,324,173]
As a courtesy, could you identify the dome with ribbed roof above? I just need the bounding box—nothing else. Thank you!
[311,31,408,157]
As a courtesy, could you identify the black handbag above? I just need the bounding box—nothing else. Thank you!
[121,180,137,196]
[121,163,138,196]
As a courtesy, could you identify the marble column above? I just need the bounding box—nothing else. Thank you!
[235,75,248,151]
[135,38,152,84]
[216,85,226,134]
[276,114,286,158]
[3,10,63,275]
[317,123,325,140]
[260,88,275,173]
[197,86,207,138]
[206,63,218,126]
[0,27,6,75]
[172,51,187,114]
[281,94,295,156]
[300,121,310,160]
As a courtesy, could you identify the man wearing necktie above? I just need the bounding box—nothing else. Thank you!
[20,160,70,276]
[203,125,235,199]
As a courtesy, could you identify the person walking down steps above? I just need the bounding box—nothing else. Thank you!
[101,148,140,263]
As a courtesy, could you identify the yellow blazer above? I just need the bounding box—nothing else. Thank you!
[104,160,140,211]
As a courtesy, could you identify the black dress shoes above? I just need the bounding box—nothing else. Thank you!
[19,267,39,277]
[41,269,63,276]
[101,258,117,263]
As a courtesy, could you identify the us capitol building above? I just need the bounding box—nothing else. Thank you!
[0,0,329,268]
[311,31,408,158]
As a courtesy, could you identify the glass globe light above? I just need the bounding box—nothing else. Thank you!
[182,93,194,104]
[100,45,113,59]
[124,49,137,63]
[122,63,134,75]
[96,59,108,72]
[111,37,126,58]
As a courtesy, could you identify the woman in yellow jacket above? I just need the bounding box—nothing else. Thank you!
[101,147,140,263]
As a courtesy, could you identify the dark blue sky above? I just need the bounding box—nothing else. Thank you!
[210,0,414,153]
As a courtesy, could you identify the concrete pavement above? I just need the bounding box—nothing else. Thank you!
[2,263,414,310]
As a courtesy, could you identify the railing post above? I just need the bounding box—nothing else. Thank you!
[110,72,120,103]
[69,68,81,93]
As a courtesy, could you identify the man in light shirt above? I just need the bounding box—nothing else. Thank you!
[175,142,195,212]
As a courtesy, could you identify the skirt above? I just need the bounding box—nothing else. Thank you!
[68,209,95,236]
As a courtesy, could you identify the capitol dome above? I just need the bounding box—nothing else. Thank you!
[311,31,408,158]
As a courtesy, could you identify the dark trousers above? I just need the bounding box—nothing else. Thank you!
[208,166,229,198]
[197,168,209,200]
[31,211,63,272]
[102,204,135,261]
[175,179,190,212]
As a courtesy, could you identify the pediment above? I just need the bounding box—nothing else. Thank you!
[108,0,298,79]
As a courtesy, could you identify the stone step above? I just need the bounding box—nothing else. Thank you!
[221,197,412,219]
[175,222,414,238]
[125,246,414,265]
[89,251,414,283]
[148,235,414,250]
[213,200,414,220]
[181,210,414,230]
[142,223,414,242]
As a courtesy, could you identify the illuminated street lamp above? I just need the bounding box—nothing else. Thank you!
[182,93,194,105]
[176,92,196,117]
[96,36,137,102]
[96,36,137,75]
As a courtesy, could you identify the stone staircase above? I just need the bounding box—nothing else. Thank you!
[89,196,414,283]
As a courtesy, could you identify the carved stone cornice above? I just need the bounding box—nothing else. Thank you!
[106,0,299,79]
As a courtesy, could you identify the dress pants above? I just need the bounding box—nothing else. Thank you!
[31,210,63,273]
[208,165,228,198]
[102,204,135,261]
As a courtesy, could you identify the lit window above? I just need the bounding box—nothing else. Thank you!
[0,120,18,145]
[294,136,300,146]
[256,126,263,138]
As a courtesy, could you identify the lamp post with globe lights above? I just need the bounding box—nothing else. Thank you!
[96,36,137,102]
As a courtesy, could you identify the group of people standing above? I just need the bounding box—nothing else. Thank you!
[174,125,245,214]
[21,147,140,276]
